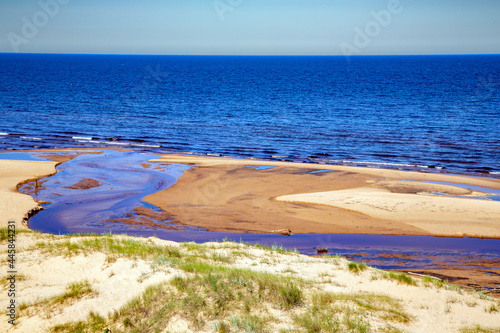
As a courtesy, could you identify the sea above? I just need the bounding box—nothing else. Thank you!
[1,53,499,176]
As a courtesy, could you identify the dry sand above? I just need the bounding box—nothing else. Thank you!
[0,159,58,229]
[1,233,499,333]
[146,154,500,238]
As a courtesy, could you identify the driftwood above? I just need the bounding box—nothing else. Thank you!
[407,272,442,281]
[271,228,293,236]
[317,248,328,254]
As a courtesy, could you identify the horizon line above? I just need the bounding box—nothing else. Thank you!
[1,52,499,57]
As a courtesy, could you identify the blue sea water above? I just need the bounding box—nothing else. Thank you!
[1,53,499,175]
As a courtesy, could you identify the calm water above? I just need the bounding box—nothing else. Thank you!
[1,54,499,175]
[1,54,499,275]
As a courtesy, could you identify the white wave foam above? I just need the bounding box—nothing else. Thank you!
[105,141,131,146]
[72,136,93,140]
[21,136,42,140]
[0,132,10,135]
[330,160,417,168]
[134,143,161,148]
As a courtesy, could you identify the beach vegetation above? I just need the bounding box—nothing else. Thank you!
[423,275,443,287]
[487,303,498,313]
[32,235,182,263]
[322,254,344,265]
[460,325,500,333]
[81,266,303,332]
[0,227,34,241]
[474,290,495,301]
[383,271,416,286]
[21,280,97,317]
[181,241,205,252]
[51,311,107,333]
[239,240,299,255]
[348,261,368,274]
[292,291,409,332]
[15,232,497,332]
[466,300,478,307]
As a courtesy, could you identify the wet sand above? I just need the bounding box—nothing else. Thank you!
[145,154,500,238]
[0,149,118,228]
[0,159,58,228]
[399,268,500,297]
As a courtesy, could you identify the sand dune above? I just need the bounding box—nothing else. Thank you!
[1,232,499,333]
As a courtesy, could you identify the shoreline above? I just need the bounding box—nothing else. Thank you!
[1,148,499,297]
[1,148,500,238]
[3,145,500,180]
[0,149,106,229]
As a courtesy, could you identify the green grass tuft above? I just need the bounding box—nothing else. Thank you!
[383,271,417,286]
[348,262,367,274]
[460,325,500,333]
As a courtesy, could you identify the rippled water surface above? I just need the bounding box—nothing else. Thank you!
[1,54,499,175]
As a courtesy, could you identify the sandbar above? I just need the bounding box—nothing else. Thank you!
[145,154,500,238]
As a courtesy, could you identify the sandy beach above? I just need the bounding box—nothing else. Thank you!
[0,149,107,229]
[1,232,499,333]
[145,153,500,238]
[0,149,499,332]
[0,159,58,229]
[3,149,499,238]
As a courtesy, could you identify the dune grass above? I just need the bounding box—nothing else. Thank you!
[348,261,367,274]
[293,291,410,333]
[460,325,500,333]
[33,235,182,262]
[37,235,412,333]
[383,271,417,286]
[16,232,498,332]
[0,227,35,241]
[49,267,411,333]
[49,265,305,332]
[20,280,97,316]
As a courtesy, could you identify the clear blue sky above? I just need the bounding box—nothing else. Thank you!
[1,0,499,55]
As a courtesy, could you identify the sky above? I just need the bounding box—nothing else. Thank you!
[1,0,499,55]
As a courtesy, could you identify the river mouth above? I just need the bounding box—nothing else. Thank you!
[3,149,499,294]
